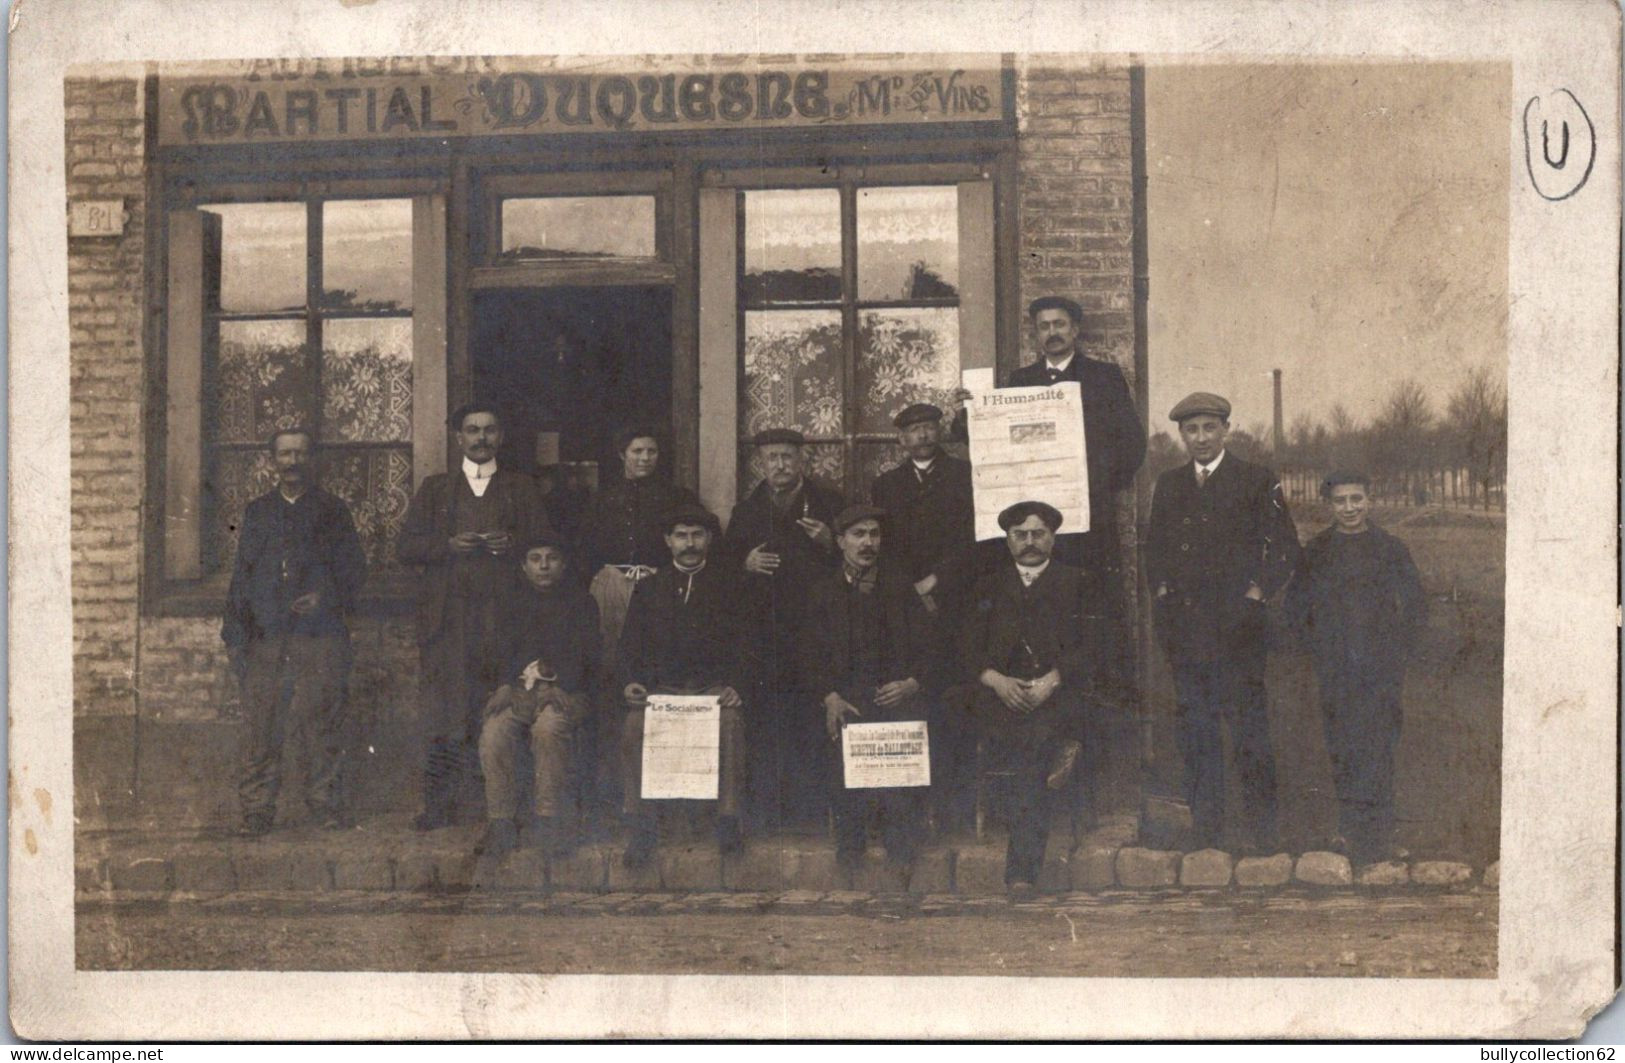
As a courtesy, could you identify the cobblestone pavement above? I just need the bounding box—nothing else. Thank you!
[77,889,1496,978]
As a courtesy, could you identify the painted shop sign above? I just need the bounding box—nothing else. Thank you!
[157,63,1004,145]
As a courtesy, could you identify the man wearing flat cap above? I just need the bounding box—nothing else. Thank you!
[954,499,1102,894]
[617,503,752,868]
[1145,391,1301,852]
[398,401,551,831]
[722,427,846,828]
[870,401,979,826]
[799,504,935,878]
[475,529,600,864]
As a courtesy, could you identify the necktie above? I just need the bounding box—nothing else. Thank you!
[1197,467,1209,488]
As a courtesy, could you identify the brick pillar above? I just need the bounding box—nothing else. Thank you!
[67,77,146,720]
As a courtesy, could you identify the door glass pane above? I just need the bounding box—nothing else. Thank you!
[215,319,312,443]
[854,308,960,434]
[322,199,413,311]
[322,318,413,443]
[742,188,841,305]
[857,186,959,302]
[741,309,843,441]
[202,202,307,314]
[500,196,657,260]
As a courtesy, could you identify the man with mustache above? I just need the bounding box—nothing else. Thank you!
[800,505,935,879]
[222,428,367,837]
[398,403,551,831]
[617,503,751,868]
[722,427,845,830]
[1145,392,1301,853]
[954,500,1100,894]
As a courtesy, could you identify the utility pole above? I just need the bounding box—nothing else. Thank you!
[1272,368,1285,457]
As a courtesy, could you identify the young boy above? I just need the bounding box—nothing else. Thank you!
[475,530,601,863]
[1285,471,1427,866]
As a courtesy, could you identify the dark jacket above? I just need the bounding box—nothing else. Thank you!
[396,468,550,646]
[870,452,978,603]
[222,487,367,649]
[799,568,937,715]
[721,475,846,633]
[1144,453,1302,663]
[1283,523,1427,682]
[957,560,1099,691]
[951,353,1146,531]
[617,562,751,694]
[497,577,601,696]
[576,475,699,574]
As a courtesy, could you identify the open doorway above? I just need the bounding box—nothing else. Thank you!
[471,285,674,530]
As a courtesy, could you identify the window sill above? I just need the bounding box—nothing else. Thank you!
[146,573,417,620]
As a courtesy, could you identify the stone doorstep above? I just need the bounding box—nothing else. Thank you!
[80,831,1494,898]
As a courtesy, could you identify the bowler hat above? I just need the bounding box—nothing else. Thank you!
[660,502,721,536]
[997,500,1063,532]
[1168,392,1232,423]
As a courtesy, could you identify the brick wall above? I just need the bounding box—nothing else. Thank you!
[1014,61,1143,614]
[67,78,147,719]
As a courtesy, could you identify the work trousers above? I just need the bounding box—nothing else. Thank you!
[237,633,349,820]
[963,686,1084,885]
[1319,670,1403,862]
[588,565,647,684]
[419,593,505,816]
[830,770,928,865]
[478,686,587,821]
[621,686,746,819]
[1171,656,1278,847]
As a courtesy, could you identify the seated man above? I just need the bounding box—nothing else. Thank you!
[800,505,935,874]
[475,530,601,862]
[955,500,1099,895]
[617,503,751,869]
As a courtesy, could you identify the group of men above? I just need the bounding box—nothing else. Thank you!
[223,294,1425,890]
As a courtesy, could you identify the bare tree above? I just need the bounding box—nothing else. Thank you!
[1446,365,1508,509]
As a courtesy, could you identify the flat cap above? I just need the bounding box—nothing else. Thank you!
[660,502,721,536]
[893,402,944,429]
[751,427,806,447]
[518,528,572,556]
[1168,391,1232,423]
[833,504,886,535]
[997,499,1063,532]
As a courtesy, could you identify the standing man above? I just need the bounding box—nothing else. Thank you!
[955,501,1099,894]
[869,401,978,830]
[1145,392,1301,852]
[1284,471,1427,866]
[952,296,1145,591]
[475,530,601,863]
[800,505,935,877]
[398,403,550,831]
[222,428,367,837]
[722,428,845,829]
[617,504,751,868]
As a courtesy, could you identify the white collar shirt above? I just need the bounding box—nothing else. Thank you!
[1016,559,1051,587]
[462,456,498,497]
[1194,450,1227,485]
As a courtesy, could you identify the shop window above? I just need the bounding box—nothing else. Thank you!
[164,196,445,594]
[735,183,970,499]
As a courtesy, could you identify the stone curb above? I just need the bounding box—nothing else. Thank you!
[79,841,1495,899]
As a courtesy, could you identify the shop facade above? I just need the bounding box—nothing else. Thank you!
[68,55,1146,827]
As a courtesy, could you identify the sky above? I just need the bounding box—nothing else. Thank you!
[1145,62,1510,433]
